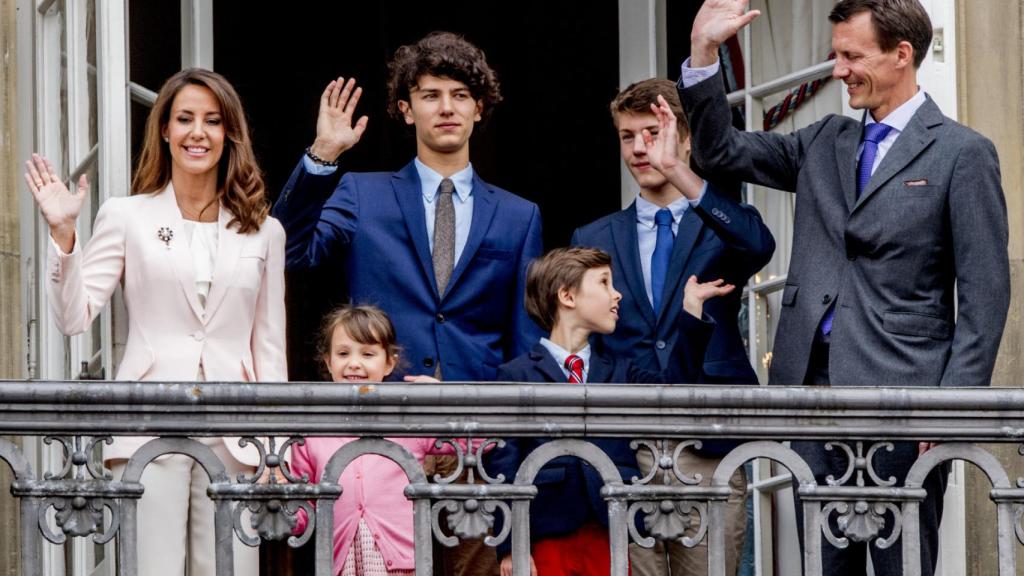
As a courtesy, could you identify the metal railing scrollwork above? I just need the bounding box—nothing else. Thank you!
[2,381,1024,576]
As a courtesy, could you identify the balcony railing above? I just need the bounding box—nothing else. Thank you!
[1,381,1023,576]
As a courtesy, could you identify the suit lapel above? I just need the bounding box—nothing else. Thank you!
[392,162,439,298]
[610,204,656,330]
[446,173,497,299]
[587,353,613,384]
[154,185,204,322]
[530,345,567,383]
[854,98,941,211]
[836,116,861,212]
[202,204,242,322]
[657,208,703,325]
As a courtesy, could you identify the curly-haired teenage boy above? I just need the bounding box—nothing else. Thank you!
[273,31,543,576]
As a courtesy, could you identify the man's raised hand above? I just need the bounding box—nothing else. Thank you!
[690,0,761,67]
[309,77,369,163]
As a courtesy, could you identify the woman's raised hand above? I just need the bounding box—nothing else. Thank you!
[25,153,88,253]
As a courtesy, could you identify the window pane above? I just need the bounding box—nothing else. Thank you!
[128,0,181,91]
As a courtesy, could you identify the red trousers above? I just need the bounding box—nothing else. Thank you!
[532,523,630,576]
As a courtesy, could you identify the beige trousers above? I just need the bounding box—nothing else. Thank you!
[112,440,259,576]
[425,455,500,576]
[629,446,747,576]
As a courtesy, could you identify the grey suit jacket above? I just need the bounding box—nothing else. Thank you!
[679,73,1009,387]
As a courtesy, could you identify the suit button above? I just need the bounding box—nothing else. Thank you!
[847,255,856,261]
[822,295,832,305]
[436,313,445,323]
[656,340,667,350]
[423,357,434,368]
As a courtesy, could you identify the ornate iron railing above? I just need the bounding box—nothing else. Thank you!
[1,380,1023,576]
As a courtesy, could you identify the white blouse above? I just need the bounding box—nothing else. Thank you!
[182,220,219,308]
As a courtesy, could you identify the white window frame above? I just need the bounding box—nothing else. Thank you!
[22,1,211,574]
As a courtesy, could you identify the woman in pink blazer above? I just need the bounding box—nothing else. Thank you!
[25,68,285,576]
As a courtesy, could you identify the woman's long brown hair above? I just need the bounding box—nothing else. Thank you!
[131,68,268,233]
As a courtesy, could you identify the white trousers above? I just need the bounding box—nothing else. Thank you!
[111,440,259,576]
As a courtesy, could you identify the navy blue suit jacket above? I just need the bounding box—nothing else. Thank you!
[272,159,543,380]
[571,184,774,385]
[486,314,712,556]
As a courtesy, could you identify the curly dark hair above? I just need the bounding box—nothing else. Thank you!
[386,31,503,124]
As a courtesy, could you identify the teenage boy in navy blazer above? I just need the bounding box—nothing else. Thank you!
[488,247,733,576]
[272,31,542,576]
[571,79,775,576]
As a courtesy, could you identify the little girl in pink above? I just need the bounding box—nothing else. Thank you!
[290,305,473,575]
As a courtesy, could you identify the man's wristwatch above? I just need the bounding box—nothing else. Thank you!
[305,146,340,167]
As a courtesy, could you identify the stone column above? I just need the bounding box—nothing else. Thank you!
[957,1,1024,574]
[0,0,22,572]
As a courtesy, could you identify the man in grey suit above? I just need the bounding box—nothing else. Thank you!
[678,0,1009,574]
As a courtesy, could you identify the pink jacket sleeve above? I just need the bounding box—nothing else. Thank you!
[47,197,127,335]
[252,217,288,382]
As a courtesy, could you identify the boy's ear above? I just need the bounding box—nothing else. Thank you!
[557,285,576,309]
[680,134,692,164]
[398,100,414,125]
[473,99,483,123]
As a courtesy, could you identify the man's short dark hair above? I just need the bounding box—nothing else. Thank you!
[829,0,933,68]
[525,247,613,333]
[386,31,503,123]
[610,78,689,138]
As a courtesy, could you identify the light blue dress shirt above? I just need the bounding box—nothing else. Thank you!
[635,188,705,309]
[302,155,475,265]
[539,337,591,382]
[680,58,927,175]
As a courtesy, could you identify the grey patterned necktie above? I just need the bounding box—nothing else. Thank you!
[432,178,456,296]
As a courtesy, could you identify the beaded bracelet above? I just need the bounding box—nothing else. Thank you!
[305,146,340,167]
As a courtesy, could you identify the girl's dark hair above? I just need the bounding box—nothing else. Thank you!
[318,306,402,377]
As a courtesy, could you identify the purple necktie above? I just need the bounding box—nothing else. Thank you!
[856,122,894,197]
[821,122,894,337]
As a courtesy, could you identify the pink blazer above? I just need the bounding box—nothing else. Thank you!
[46,184,287,464]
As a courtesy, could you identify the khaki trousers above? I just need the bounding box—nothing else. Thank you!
[425,455,500,576]
[629,446,747,576]
[112,440,259,576]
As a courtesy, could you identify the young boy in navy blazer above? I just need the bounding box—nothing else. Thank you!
[487,247,733,576]
[572,79,774,576]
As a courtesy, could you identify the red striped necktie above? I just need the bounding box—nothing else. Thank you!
[565,354,584,384]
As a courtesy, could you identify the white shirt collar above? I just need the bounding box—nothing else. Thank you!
[867,89,927,133]
[539,337,591,379]
[415,158,474,203]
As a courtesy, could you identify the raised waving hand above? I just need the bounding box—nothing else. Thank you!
[642,94,683,174]
[309,77,369,163]
[690,0,761,67]
[683,276,735,320]
[25,153,87,253]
